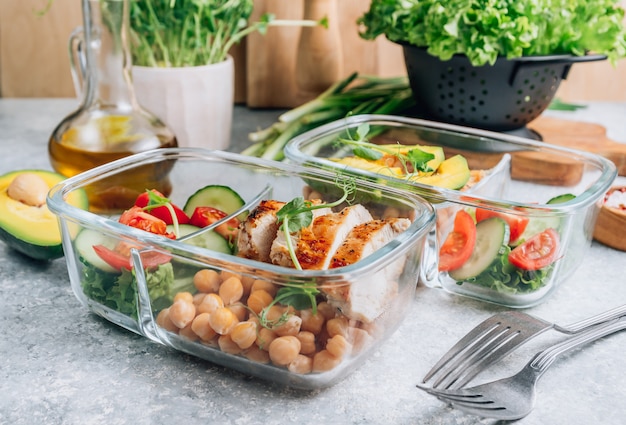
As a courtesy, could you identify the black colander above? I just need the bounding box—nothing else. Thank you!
[401,44,606,132]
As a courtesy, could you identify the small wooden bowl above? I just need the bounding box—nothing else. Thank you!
[593,186,626,251]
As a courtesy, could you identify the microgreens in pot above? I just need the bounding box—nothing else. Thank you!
[129,0,326,67]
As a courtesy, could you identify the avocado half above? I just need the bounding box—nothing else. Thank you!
[0,169,88,260]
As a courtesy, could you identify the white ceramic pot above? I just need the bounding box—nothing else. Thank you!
[132,56,234,150]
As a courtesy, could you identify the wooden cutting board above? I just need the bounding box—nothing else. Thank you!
[529,116,626,175]
[511,116,626,185]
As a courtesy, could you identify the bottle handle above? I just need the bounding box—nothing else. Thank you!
[68,26,86,99]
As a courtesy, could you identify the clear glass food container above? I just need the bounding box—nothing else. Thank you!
[47,148,435,389]
[284,114,617,308]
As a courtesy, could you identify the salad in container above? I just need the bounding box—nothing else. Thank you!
[47,148,435,389]
[284,115,617,308]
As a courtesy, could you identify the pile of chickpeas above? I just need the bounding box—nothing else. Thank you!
[156,268,377,375]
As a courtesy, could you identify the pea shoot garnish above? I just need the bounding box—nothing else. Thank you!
[276,176,356,270]
[338,123,436,175]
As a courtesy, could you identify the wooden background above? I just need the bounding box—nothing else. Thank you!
[2,0,626,106]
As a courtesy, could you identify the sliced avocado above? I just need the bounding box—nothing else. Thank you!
[411,155,471,190]
[0,170,88,260]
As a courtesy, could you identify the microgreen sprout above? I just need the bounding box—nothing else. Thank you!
[142,190,180,238]
[276,176,356,270]
[257,281,320,330]
[337,123,436,176]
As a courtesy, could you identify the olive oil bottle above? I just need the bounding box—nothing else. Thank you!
[49,0,177,212]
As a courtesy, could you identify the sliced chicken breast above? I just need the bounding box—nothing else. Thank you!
[236,199,285,262]
[325,217,411,322]
[270,204,373,270]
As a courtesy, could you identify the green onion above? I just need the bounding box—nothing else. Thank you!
[244,73,416,161]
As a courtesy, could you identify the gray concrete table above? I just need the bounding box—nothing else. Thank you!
[1,98,625,425]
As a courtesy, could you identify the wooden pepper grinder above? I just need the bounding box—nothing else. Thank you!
[295,0,343,104]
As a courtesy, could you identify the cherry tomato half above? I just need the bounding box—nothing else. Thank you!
[119,206,175,239]
[439,210,477,272]
[93,244,172,271]
[134,190,190,225]
[189,206,240,241]
[509,228,560,271]
[475,208,529,244]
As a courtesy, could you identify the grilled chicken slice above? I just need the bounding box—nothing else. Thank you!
[270,204,373,270]
[236,199,285,262]
[324,217,411,322]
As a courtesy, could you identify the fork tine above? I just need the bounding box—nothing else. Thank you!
[429,326,520,389]
[421,314,507,383]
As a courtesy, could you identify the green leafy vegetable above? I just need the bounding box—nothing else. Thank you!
[258,282,321,330]
[459,246,552,293]
[358,0,626,66]
[80,260,195,317]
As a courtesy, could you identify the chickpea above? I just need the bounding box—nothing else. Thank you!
[246,289,273,315]
[274,314,302,337]
[168,299,196,329]
[300,308,325,335]
[230,321,258,350]
[312,349,342,372]
[243,345,270,364]
[219,270,241,282]
[196,293,224,315]
[192,292,206,306]
[296,331,317,355]
[156,308,178,333]
[191,313,217,342]
[288,354,313,375]
[263,305,287,323]
[256,327,277,351]
[227,303,248,322]
[173,291,194,304]
[218,334,243,355]
[178,323,199,341]
[317,301,337,321]
[250,279,277,297]
[268,336,301,366]
[193,269,221,293]
[349,327,374,354]
[240,275,256,298]
[326,334,351,359]
[219,276,244,305]
[209,307,238,335]
[326,316,349,338]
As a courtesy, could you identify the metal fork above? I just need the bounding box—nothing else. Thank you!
[417,316,626,420]
[422,304,626,389]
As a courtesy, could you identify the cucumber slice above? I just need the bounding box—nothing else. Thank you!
[168,224,232,254]
[449,217,510,281]
[183,185,245,218]
[547,193,576,204]
[74,228,118,273]
[513,194,573,245]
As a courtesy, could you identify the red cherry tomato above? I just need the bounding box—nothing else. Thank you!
[189,206,240,241]
[476,208,529,244]
[134,190,189,225]
[119,206,175,239]
[509,228,560,271]
[439,210,477,272]
[93,245,172,271]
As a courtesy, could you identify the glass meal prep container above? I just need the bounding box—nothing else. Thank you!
[284,114,617,308]
[47,148,436,390]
